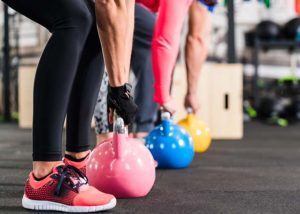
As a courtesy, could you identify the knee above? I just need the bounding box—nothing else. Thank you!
[52,8,94,37]
[73,8,94,34]
[186,34,208,49]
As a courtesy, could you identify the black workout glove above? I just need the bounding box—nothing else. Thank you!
[107,83,138,125]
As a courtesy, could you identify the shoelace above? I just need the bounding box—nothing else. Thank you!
[52,165,88,196]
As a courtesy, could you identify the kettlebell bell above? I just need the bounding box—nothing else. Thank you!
[87,117,156,198]
[178,108,212,153]
[145,112,194,169]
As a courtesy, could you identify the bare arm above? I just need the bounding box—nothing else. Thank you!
[124,0,135,77]
[184,0,211,114]
[95,0,134,87]
[95,0,137,124]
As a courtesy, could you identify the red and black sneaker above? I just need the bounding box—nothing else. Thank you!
[22,164,116,212]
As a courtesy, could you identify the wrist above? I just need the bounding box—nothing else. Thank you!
[109,81,126,87]
[109,83,133,94]
[109,75,127,87]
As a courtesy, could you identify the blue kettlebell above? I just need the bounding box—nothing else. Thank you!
[145,112,194,169]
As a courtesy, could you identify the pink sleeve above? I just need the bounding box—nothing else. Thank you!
[135,0,159,12]
[152,0,193,104]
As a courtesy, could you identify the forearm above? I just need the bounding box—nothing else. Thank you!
[95,0,134,87]
[124,1,135,75]
[185,1,211,95]
[185,35,206,95]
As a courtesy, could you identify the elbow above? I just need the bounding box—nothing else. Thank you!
[187,33,204,45]
[186,34,209,51]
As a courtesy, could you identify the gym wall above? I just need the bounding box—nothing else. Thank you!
[208,0,296,62]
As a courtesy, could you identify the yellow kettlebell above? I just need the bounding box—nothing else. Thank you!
[178,109,212,153]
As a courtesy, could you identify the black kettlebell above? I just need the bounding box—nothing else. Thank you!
[256,20,281,41]
[282,17,300,40]
[292,98,300,121]
[257,97,276,120]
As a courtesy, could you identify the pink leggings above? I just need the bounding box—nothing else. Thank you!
[137,0,193,104]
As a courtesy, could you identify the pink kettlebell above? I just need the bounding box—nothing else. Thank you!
[87,117,156,198]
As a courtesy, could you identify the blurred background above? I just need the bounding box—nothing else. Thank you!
[1,0,300,134]
[2,1,300,213]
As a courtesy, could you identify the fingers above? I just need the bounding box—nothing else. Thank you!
[107,83,138,125]
[184,93,200,115]
[160,100,177,115]
[108,108,114,124]
[194,107,201,116]
[164,106,176,115]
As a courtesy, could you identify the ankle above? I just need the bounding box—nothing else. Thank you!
[33,161,62,179]
[65,150,90,160]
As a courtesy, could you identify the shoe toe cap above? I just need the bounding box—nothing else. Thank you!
[73,186,115,206]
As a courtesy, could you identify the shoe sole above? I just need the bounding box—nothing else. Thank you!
[22,195,116,213]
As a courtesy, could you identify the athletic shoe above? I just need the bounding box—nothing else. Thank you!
[63,151,91,174]
[22,164,116,212]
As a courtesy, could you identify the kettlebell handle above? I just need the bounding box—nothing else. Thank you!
[112,113,126,159]
[161,111,171,120]
[160,111,172,136]
[186,107,193,114]
[113,114,125,134]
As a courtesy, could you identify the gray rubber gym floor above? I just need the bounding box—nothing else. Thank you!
[1,122,300,214]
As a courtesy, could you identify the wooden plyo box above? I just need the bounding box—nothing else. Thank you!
[18,66,95,128]
[18,66,35,128]
[18,63,243,138]
[172,63,243,139]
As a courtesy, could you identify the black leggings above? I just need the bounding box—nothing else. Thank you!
[3,0,104,161]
